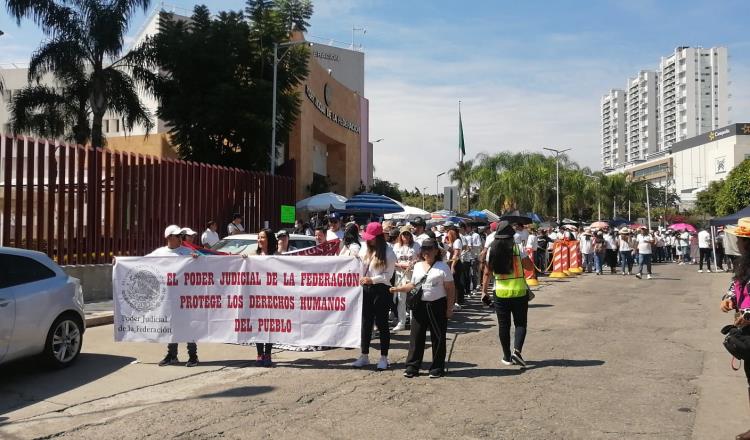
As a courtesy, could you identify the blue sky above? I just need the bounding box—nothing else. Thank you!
[2,0,750,192]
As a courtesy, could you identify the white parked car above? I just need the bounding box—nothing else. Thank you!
[211,233,316,255]
[0,247,86,368]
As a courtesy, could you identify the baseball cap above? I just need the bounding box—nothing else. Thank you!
[164,224,182,238]
[410,216,426,227]
[421,237,437,249]
[362,222,384,241]
[329,213,342,221]
[494,221,514,239]
[276,229,289,238]
[180,227,197,236]
[490,222,498,232]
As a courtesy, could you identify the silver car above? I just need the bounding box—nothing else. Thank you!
[211,233,316,255]
[0,247,86,368]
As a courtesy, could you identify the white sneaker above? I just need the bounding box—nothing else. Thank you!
[698,270,702,273]
[351,354,370,368]
[453,303,462,311]
[707,270,712,273]
[376,356,389,371]
[679,262,684,265]
[647,274,652,280]
[392,323,406,332]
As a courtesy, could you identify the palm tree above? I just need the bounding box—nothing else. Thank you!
[6,0,154,148]
[448,159,474,213]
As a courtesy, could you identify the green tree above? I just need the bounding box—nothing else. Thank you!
[367,178,402,202]
[695,180,725,216]
[448,159,474,213]
[6,0,154,148]
[716,159,750,215]
[139,1,311,170]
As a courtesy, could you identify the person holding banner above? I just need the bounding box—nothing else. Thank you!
[352,222,396,370]
[254,228,278,367]
[152,225,200,367]
[314,226,327,245]
[276,230,296,253]
[391,238,455,378]
[481,221,530,369]
[339,223,362,257]
[201,221,220,247]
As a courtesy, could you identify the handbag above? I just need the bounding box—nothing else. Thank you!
[721,324,750,361]
[406,262,435,309]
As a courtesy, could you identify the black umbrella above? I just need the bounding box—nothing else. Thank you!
[499,215,532,225]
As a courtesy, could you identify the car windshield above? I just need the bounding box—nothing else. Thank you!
[212,239,256,255]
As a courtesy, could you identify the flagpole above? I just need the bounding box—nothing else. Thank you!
[459,100,463,212]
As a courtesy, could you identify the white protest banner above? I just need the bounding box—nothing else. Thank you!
[113,255,363,348]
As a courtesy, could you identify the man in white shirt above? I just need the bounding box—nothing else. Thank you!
[410,217,430,245]
[148,225,200,367]
[513,223,529,246]
[635,227,654,279]
[525,227,538,275]
[697,228,713,272]
[201,221,220,247]
[227,214,244,236]
[679,231,691,264]
[326,213,345,241]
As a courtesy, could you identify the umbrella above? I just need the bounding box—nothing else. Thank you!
[590,221,609,229]
[296,192,347,212]
[499,215,532,225]
[384,204,430,220]
[669,223,696,232]
[466,210,488,219]
[431,210,456,220]
[481,209,500,222]
[343,193,403,215]
[561,218,578,225]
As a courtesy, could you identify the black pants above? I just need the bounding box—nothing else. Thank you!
[699,248,712,271]
[460,260,472,299]
[494,295,528,360]
[605,250,617,273]
[716,248,725,270]
[256,343,272,357]
[361,283,391,356]
[167,342,197,358]
[453,261,466,304]
[406,297,448,373]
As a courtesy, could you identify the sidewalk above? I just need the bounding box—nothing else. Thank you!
[84,300,113,327]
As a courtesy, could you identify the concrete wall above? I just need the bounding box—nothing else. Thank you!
[63,265,113,303]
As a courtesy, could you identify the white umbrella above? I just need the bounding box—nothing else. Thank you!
[295,192,347,212]
[384,204,430,220]
[481,209,500,222]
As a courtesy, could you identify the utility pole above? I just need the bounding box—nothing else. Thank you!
[543,147,571,225]
[436,172,446,211]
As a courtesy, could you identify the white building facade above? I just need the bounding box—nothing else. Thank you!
[601,89,626,169]
[602,46,730,173]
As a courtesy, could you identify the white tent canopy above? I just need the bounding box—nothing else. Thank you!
[384,204,430,220]
[481,209,500,222]
[295,192,347,212]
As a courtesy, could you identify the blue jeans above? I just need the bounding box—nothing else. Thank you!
[582,253,594,272]
[619,251,633,273]
[682,246,690,262]
[638,253,652,275]
[594,253,605,273]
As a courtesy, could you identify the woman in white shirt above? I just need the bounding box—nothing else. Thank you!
[201,221,220,247]
[339,223,362,257]
[617,228,635,275]
[351,222,396,371]
[392,227,421,332]
[391,238,455,378]
[445,228,465,310]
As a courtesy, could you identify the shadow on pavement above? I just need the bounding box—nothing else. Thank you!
[0,353,134,416]
[198,386,274,399]
[525,359,605,370]
[447,368,525,378]
[529,304,554,308]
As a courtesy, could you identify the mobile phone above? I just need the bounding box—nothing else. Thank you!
[482,295,492,306]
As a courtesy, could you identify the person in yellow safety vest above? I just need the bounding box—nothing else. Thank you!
[481,221,531,369]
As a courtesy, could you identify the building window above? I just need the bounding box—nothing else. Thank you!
[115,119,120,133]
[105,120,110,133]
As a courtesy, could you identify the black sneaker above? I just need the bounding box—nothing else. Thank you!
[428,369,444,379]
[403,369,419,378]
[158,355,178,366]
[511,350,527,369]
[186,357,199,367]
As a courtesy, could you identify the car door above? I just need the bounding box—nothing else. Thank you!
[0,253,57,361]
[0,261,17,363]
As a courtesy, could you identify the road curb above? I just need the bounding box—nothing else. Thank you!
[86,313,114,327]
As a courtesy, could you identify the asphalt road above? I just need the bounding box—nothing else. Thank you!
[0,263,746,439]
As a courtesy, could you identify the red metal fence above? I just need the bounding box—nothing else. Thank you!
[0,135,295,264]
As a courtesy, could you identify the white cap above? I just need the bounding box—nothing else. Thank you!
[164,224,182,238]
[180,227,197,236]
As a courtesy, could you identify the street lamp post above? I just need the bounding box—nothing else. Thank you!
[422,186,427,210]
[585,174,601,221]
[271,40,313,175]
[543,147,571,225]
[436,172,446,211]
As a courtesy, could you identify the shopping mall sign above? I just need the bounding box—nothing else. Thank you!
[305,84,361,134]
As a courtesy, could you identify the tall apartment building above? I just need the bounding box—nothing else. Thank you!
[659,46,729,150]
[601,89,626,169]
[601,46,729,172]
[624,70,659,162]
